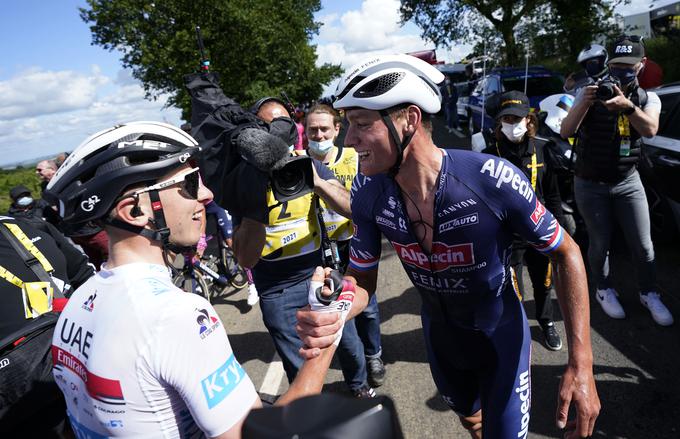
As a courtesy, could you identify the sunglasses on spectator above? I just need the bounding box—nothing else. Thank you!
[617,35,644,44]
[133,167,200,200]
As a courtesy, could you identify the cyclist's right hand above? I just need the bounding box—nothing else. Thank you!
[296,267,345,359]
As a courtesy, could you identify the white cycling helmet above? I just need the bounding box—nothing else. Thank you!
[333,54,444,113]
[539,94,574,135]
[332,54,444,175]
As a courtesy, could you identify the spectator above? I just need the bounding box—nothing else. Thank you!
[35,160,58,192]
[483,91,564,351]
[234,99,377,398]
[440,77,460,132]
[304,103,387,387]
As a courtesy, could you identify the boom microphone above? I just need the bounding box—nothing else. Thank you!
[236,128,290,172]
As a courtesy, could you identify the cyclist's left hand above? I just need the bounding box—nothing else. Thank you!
[556,363,600,438]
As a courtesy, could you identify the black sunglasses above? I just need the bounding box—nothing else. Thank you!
[135,167,201,200]
[616,34,644,44]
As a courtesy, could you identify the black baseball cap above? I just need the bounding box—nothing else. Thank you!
[492,91,530,120]
[609,35,645,64]
[9,185,31,201]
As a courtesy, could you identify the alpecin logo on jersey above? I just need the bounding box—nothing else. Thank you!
[392,242,475,272]
[480,158,534,203]
[196,309,220,339]
[530,199,546,225]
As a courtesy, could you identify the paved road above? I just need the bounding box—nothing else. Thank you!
[212,116,680,438]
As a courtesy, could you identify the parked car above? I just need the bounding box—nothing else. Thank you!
[466,66,565,134]
[639,82,680,240]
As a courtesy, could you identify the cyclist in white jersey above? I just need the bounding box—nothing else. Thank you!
[45,122,345,438]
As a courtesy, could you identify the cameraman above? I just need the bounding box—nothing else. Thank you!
[233,99,377,398]
[561,36,673,326]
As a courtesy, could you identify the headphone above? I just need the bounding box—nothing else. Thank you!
[250,97,292,117]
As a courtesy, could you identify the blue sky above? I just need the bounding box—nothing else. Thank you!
[0,0,665,167]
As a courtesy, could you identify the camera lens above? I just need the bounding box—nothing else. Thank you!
[273,167,304,196]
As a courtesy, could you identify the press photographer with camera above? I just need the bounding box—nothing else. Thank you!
[232,98,378,399]
[560,35,673,326]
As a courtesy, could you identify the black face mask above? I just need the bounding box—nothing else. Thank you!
[585,59,606,78]
[609,66,638,86]
[269,117,299,150]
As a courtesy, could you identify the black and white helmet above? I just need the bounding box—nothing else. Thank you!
[577,44,608,78]
[45,121,200,225]
[333,54,444,113]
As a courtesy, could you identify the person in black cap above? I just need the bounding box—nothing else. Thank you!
[483,90,565,351]
[561,35,673,326]
[7,185,47,228]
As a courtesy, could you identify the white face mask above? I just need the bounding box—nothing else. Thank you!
[16,196,33,207]
[308,138,334,156]
[501,120,528,143]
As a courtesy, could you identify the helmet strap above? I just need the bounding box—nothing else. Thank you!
[379,110,414,178]
[104,189,171,247]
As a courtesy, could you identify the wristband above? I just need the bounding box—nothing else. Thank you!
[308,270,356,346]
[623,104,636,116]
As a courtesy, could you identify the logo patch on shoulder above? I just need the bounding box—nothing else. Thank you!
[530,199,546,225]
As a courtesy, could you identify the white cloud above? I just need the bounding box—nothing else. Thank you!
[0,66,109,120]
[315,0,472,96]
[0,66,181,167]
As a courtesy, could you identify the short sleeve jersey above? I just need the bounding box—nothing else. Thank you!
[349,149,564,331]
[51,263,258,438]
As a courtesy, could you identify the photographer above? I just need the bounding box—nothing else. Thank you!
[233,99,377,399]
[561,35,673,326]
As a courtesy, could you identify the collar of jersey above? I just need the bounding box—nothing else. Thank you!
[98,262,172,280]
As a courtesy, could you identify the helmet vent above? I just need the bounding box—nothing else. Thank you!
[354,72,405,98]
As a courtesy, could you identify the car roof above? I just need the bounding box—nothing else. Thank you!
[652,82,680,95]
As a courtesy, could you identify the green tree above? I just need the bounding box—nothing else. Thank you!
[400,0,548,66]
[80,0,342,119]
[400,0,623,69]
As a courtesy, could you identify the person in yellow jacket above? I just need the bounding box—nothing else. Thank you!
[305,104,386,387]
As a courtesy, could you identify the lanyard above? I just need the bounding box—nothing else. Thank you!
[496,140,539,190]
[4,222,54,273]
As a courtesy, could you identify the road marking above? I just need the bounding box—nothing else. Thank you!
[259,354,284,396]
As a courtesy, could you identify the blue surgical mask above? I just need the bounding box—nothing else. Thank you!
[609,66,637,85]
[16,196,33,207]
[308,138,334,155]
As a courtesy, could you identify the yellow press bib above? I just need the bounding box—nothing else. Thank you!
[316,146,358,242]
[261,186,321,261]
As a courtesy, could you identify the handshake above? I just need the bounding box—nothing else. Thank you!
[303,267,356,350]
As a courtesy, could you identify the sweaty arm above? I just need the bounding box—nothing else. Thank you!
[232,217,266,269]
[313,160,351,218]
[499,159,600,438]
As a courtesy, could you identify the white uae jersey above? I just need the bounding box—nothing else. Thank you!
[51,263,258,438]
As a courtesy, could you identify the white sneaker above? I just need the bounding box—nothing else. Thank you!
[247,284,259,306]
[640,292,674,326]
[596,288,626,319]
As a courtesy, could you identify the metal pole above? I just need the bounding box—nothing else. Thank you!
[480,40,487,133]
[524,53,529,94]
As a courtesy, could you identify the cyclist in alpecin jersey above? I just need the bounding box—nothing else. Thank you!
[351,149,558,437]
[295,54,600,439]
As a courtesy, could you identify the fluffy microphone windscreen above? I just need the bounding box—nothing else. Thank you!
[236,128,290,172]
